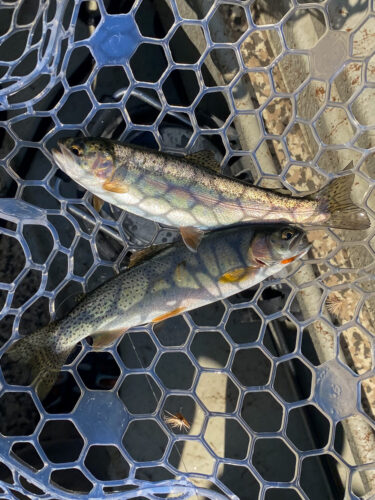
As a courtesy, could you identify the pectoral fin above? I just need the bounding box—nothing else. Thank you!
[103,179,128,193]
[92,195,104,212]
[184,150,221,173]
[92,328,127,349]
[180,226,204,252]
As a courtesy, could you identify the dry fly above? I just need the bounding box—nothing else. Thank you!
[163,410,190,432]
[326,294,344,316]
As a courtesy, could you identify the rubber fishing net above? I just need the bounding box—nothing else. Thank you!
[0,0,375,498]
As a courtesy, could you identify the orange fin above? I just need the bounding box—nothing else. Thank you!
[152,307,185,323]
[219,267,257,284]
[92,329,127,349]
[103,179,128,193]
[92,195,104,212]
[180,226,204,252]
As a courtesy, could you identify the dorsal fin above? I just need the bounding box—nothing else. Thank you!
[180,226,204,252]
[128,243,172,268]
[184,150,221,173]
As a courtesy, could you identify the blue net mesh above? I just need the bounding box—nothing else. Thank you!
[0,0,375,498]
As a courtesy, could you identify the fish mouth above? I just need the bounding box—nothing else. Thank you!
[52,142,79,178]
[253,231,311,267]
[280,244,312,265]
[280,232,311,265]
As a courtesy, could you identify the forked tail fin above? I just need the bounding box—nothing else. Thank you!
[4,333,72,400]
[314,174,370,230]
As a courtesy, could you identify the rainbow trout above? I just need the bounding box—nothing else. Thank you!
[6,224,309,399]
[52,138,370,250]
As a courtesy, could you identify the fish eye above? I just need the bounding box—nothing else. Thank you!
[281,229,295,241]
[71,145,83,157]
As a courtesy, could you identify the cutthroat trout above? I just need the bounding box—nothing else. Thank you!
[5,224,309,399]
[52,138,370,250]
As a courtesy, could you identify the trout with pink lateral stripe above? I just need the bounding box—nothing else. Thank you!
[4,225,309,400]
[52,137,370,251]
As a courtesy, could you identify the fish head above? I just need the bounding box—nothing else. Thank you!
[52,137,116,188]
[249,226,310,267]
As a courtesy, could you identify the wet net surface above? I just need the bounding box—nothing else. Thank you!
[0,0,375,498]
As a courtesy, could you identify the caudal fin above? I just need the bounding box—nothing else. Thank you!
[315,174,370,230]
[4,334,71,400]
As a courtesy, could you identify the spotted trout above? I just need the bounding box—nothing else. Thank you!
[5,224,309,399]
[52,138,370,250]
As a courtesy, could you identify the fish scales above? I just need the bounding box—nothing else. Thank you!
[52,138,370,235]
[5,225,309,399]
[55,230,256,352]
[113,144,318,225]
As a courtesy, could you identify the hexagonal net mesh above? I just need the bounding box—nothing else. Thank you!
[0,0,375,498]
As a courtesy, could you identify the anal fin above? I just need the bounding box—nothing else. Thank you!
[92,328,127,349]
[180,226,204,252]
